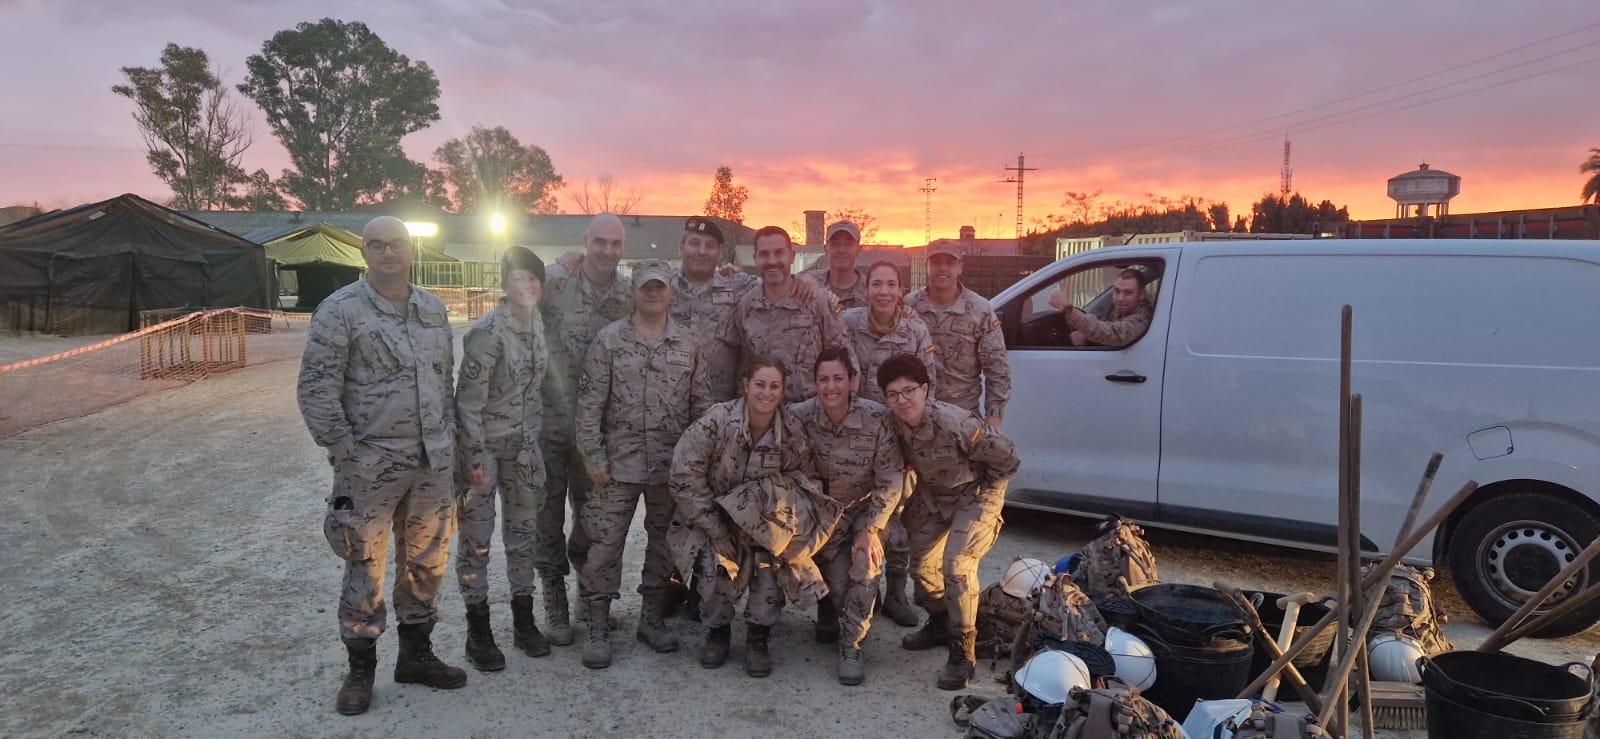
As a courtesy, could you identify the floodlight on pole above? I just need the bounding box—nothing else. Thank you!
[489,213,506,235]
[405,221,439,238]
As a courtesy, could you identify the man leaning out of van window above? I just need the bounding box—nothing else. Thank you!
[1046,269,1153,349]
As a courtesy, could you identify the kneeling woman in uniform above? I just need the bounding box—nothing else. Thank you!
[876,352,1020,690]
[669,356,831,678]
[788,346,906,685]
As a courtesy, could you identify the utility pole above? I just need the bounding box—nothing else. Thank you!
[1280,138,1293,198]
[918,177,937,244]
[1002,153,1037,239]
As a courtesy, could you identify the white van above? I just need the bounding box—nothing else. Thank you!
[989,239,1600,635]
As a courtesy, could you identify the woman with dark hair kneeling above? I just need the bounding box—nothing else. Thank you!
[668,356,834,678]
[876,351,1020,690]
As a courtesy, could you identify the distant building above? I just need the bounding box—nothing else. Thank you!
[0,205,42,227]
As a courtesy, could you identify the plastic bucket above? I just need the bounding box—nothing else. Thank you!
[1424,683,1587,739]
[1243,590,1335,691]
[1127,583,1247,638]
[1132,623,1254,717]
[1419,652,1592,724]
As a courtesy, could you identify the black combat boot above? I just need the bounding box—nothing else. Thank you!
[814,597,840,644]
[509,594,551,657]
[699,624,731,669]
[745,623,773,678]
[541,575,575,646]
[937,630,977,690]
[336,638,377,716]
[901,606,950,651]
[463,601,506,671]
[394,622,468,689]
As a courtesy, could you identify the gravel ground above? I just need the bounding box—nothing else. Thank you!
[3,350,1596,738]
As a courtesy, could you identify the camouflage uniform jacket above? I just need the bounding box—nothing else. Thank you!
[455,300,545,464]
[539,263,633,440]
[670,399,820,545]
[788,396,906,531]
[802,263,870,310]
[670,268,757,402]
[841,307,940,405]
[897,399,1020,515]
[575,317,714,486]
[905,286,1011,420]
[298,279,456,471]
[722,280,852,403]
[1066,298,1153,349]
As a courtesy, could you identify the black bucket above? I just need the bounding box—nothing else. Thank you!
[1127,583,1247,639]
[1132,623,1254,717]
[1094,596,1140,630]
[1424,682,1588,739]
[1418,652,1592,724]
[1243,591,1335,691]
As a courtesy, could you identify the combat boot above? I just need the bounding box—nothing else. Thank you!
[336,637,377,716]
[636,593,680,653]
[838,645,865,686]
[814,598,840,644]
[394,622,468,689]
[901,606,949,651]
[881,571,920,627]
[699,624,731,669]
[581,599,612,669]
[509,594,551,658]
[541,575,575,646]
[745,623,773,678]
[463,601,506,672]
[659,580,688,619]
[936,630,977,691]
[574,593,620,628]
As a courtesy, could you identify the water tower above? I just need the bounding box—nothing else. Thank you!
[1388,163,1460,218]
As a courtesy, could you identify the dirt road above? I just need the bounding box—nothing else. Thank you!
[3,355,1596,738]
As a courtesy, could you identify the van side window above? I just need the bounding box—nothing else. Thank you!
[1005,261,1161,350]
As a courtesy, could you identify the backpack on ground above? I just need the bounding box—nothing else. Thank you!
[1045,679,1184,739]
[979,582,1036,659]
[963,696,1039,739]
[1075,515,1159,600]
[1010,574,1108,675]
[1363,563,1451,655]
[1224,701,1331,738]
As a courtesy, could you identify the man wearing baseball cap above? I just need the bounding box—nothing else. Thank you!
[574,259,713,668]
[803,220,869,310]
[906,242,1010,429]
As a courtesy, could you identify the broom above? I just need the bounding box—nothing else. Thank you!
[1362,681,1427,731]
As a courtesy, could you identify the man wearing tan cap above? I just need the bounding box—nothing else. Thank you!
[803,220,869,310]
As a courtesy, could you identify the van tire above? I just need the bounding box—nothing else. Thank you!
[1446,490,1600,638]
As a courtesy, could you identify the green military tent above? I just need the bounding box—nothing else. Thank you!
[0,194,270,335]
[249,223,366,311]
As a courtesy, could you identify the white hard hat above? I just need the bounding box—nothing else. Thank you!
[1002,557,1050,598]
[1368,632,1426,683]
[1104,627,1158,691]
[1015,649,1093,705]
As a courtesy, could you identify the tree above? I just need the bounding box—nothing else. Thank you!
[238,18,441,211]
[238,169,288,211]
[1248,193,1350,233]
[111,44,255,211]
[703,165,750,223]
[1062,190,1102,226]
[829,207,878,242]
[568,173,641,215]
[1208,203,1232,233]
[433,125,563,214]
[1581,148,1600,205]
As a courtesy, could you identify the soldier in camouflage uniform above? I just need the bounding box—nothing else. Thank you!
[537,213,634,644]
[575,260,714,669]
[789,346,906,685]
[877,352,1020,691]
[723,226,852,403]
[800,220,869,310]
[670,357,822,678]
[670,217,757,403]
[903,241,1011,429]
[1048,268,1154,348]
[453,247,550,671]
[298,216,467,716]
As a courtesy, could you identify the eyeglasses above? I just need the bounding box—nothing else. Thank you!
[362,239,413,254]
[884,383,926,403]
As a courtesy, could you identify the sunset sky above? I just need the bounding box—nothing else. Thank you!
[2,0,1597,246]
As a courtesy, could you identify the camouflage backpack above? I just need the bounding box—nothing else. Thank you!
[978,583,1034,659]
[1225,702,1332,738]
[963,696,1039,739]
[1010,574,1109,674]
[1075,515,1159,600]
[1045,680,1184,739]
[1363,563,1451,655]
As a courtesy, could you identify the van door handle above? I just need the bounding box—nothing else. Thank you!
[1104,372,1146,384]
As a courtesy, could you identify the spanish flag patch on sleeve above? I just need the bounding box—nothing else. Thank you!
[970,426,984,443]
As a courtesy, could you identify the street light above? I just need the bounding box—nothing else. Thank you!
[489,213,506,235]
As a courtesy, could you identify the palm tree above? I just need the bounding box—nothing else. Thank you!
[1582,148,1600,205]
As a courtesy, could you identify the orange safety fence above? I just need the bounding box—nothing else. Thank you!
[0,289,490,439]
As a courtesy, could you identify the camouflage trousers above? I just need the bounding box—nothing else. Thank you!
[816,504,883,649]
[578,480,675,603]
[535,430,593,587]
[696,543,786,628]
[327,451,455,640]
[902,487,1005,633]
[884,512,910,579]
[454,449,545,604]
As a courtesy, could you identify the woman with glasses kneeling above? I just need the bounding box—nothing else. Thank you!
[668,356,833,679]
[876,352,1020,691]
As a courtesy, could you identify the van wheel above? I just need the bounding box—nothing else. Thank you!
[1446,491,1600,638]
